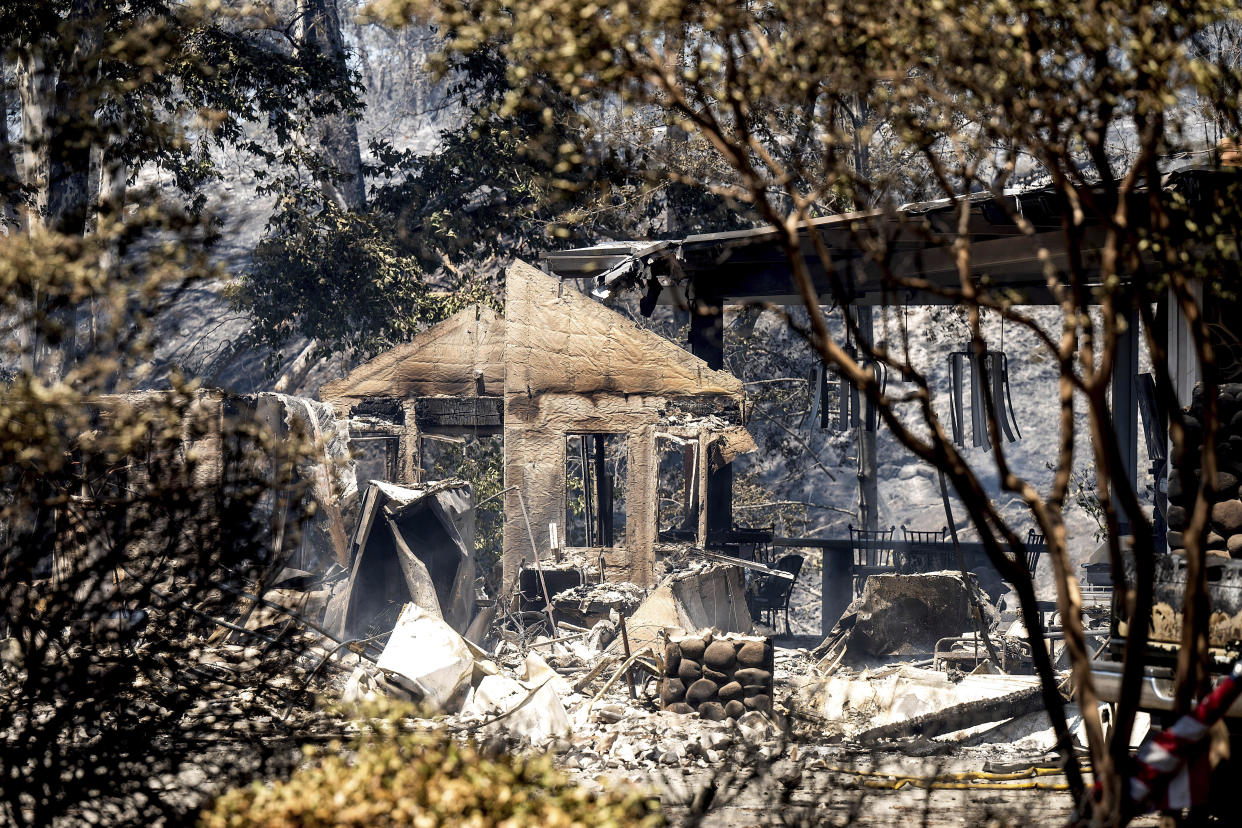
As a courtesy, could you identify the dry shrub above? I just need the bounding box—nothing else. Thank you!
[200,710,665,828]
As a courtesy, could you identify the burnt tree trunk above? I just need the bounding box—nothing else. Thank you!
[0,83,21,229]
[16,49,51,226]
[299,0,366,211]
[17,0,103,379]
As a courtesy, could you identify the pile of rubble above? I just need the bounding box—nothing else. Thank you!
[550,581,647,626]
[211,539,1107,754]
[259,561,1107,765]
[145,474,1127,825]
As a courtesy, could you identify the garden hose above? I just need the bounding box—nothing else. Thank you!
[820,762,1086,791]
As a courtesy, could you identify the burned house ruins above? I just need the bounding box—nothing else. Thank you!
[19,167,1242,828]
[321,259,756,591]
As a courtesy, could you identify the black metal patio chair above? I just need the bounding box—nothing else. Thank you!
[901,525,953,572]
[849,524,896,595]
[748,554,804,635]
[902,525,949,544]
[1025,528,1046,576]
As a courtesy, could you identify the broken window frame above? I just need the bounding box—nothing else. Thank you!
[564,433,628,549]
[418,432,470,484]
[655,432,701,543]
[351,433,402,487]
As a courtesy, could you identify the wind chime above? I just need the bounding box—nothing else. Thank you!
[948,317,1022,450]
[816,343,889,433]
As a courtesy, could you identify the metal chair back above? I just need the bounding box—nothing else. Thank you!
[1025,528,1046,575]
[749,554,804,634]
[901,525,953,572]
[759,554,804,600]
[849,525,897,596]
[849,524,896,566]
[902,525,949,544]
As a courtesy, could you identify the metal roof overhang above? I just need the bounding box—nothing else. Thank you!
[542,169,1232,307]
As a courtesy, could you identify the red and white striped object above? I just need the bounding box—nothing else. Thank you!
[1127,662,1242,812]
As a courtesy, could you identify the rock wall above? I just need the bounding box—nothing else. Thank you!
[1166,383,1242,557]
[660,633,774,720]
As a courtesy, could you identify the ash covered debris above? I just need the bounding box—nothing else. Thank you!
[815,571,997,668]
[551,580,647,626]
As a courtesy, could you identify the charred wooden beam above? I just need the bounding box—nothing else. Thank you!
[856,686,1042,743]
[413,396,503,431]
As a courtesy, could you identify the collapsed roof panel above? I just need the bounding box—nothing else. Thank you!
[326,480,477,639]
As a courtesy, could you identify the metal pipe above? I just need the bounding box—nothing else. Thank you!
[515,487,558,635]
[619,615,636,700]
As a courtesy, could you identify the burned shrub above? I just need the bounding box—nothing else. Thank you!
[0,384,323,826]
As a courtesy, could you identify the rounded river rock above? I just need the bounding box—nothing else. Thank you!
[686,678,719,706]
[661,678,686,706]
[745,694,772,712]
[679,637,707,662]
[664,643,682,677]
[677,658,703,684]
[703,640,737,670]
[735,667,772,686]
[1212,499,1242,535]
[736,640,769,668]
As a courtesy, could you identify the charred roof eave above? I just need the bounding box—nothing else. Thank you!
[543,167,1236,307]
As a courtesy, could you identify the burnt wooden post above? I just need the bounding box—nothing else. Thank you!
[1112,300,1139,536]
[855,305,879,533]
[580,437,595,547]
[690,289,733,541]
[594,434,613,546]
[401,400,419,484]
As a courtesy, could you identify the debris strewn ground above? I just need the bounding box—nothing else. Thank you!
[185,530,1118,827]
